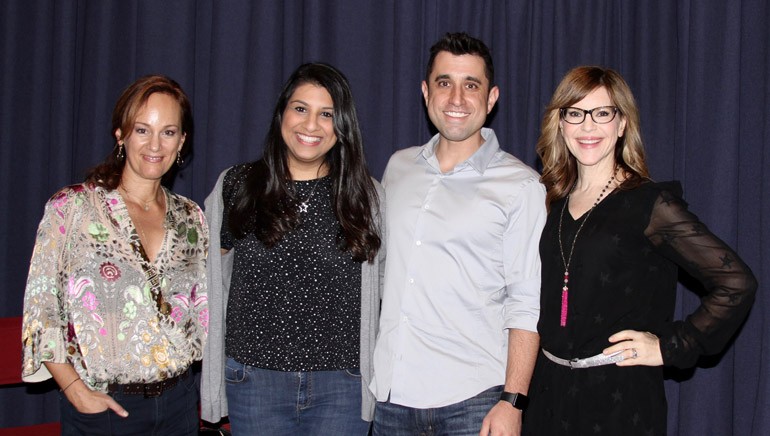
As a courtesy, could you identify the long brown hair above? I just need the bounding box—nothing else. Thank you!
[85,75,193,189]
[536,66,649,210]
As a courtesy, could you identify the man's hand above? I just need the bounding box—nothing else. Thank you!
[479,401,521,436]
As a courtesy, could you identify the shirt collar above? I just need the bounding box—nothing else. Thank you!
[416,128,500,175]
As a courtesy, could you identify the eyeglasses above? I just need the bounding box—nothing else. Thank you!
[560,106,619,124]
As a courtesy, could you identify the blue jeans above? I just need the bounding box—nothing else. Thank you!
[224,357,370,435]
[372,385,503,436]
[59,371,199,436]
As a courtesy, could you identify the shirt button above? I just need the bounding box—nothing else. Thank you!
[423,204,430,210]
[408,278,415,284]
[415,240,422,246]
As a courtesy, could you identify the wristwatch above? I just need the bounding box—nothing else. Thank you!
[499,391,529,411]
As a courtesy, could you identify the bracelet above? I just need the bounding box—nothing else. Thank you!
[61,377,81,393]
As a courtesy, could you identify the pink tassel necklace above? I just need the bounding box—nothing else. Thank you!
[557,167,618,327]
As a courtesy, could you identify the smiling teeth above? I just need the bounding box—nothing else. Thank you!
[445,111,468,117]
[298,134,321,143]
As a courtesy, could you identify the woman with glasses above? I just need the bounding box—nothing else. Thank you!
[522,66,756,435]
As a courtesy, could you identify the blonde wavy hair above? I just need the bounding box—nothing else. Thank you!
[536,66,650,210]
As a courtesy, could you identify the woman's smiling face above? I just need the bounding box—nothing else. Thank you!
[281,83,338,178]
[560,86,626,170]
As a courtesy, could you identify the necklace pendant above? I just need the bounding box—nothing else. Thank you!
[298,202,309,213]
[560,271,569,327]
[143,203,150,211]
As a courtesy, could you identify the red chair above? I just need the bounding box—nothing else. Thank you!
[0,317,61,435]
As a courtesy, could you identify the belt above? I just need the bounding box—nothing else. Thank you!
[542,349,625,369]
[107,369,190,398]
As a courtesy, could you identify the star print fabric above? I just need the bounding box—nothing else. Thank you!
[525,181,756,435]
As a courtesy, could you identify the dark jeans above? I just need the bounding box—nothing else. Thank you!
[59,372,199,436]
[372,385,503,436]
[224,357,370,435]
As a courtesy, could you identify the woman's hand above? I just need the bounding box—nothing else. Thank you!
[64,380,128,417]
[44,362,128,417]
[604,330,664,367]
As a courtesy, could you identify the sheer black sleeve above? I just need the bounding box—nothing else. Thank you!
[644,184,757,368]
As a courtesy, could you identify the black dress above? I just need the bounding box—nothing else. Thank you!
[523,182,756,436]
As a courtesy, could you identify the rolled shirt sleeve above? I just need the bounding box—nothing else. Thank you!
[502,178,546,332]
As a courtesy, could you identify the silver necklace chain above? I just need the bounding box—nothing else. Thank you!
[296,178,322,213]
[557,166,618,327]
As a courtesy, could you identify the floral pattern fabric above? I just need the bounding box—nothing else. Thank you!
[21,183,209,392]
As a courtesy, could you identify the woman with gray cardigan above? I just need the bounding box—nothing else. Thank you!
[200,63,385,435]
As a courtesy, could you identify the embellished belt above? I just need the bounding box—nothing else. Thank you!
[542,349,625,369]
[107,369,190,398]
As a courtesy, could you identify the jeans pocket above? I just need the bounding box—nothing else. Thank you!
[224,357,247,384]
[182,369,197,392]
[343,367,362,378]
[74,408,110,418]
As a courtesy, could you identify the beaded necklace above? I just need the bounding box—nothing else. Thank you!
[557,166,618,327]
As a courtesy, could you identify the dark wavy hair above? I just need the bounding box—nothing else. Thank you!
[536,66,650,210]
[85,75,193,189]
[228,63,381,262]
[426,32,495,86]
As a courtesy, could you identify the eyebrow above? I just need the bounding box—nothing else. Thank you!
[433,74,483,85]
[289,99,334,110]
[133,121,180,129]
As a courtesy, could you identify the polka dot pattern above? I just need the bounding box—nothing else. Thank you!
[222,172,361,371]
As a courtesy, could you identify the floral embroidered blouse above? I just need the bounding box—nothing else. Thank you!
[21,183,209,392]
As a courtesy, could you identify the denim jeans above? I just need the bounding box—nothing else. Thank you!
[59,371,199,436]
[372,385,503,436]
[224,357,370,435]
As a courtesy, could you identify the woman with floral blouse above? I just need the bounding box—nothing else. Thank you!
[21,75,208,435]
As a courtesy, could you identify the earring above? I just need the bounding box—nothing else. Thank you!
[176,149,183,166]
[116,142,124,160]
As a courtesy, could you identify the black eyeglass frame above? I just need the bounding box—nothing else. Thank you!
[559,106,620,124]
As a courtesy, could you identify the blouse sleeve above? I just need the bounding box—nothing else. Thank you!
[645,185,757,368]
[21,189,78,382]
[189,200,210,343]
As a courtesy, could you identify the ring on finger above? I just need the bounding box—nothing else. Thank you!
[631,348,638,359]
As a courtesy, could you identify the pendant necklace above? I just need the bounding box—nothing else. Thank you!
[557,166,618,327]
[296,178,322,213]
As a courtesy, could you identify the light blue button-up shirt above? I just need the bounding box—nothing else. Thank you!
[370,128,546,408]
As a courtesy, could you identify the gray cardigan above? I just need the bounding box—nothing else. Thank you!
[200,168,385,423]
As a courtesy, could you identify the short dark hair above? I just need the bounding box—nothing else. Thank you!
[425,32,495,86]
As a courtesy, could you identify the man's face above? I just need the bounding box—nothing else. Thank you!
[422,51,499,147]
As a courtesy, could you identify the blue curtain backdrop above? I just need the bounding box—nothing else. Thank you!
[1,1,767,434]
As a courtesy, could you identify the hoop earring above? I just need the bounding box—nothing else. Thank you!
[176,149,183,166]
[116,142,124,160]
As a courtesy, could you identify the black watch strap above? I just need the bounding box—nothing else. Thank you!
[499,391,529,411]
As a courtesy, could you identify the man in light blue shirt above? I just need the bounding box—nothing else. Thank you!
[370,33,546,435]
